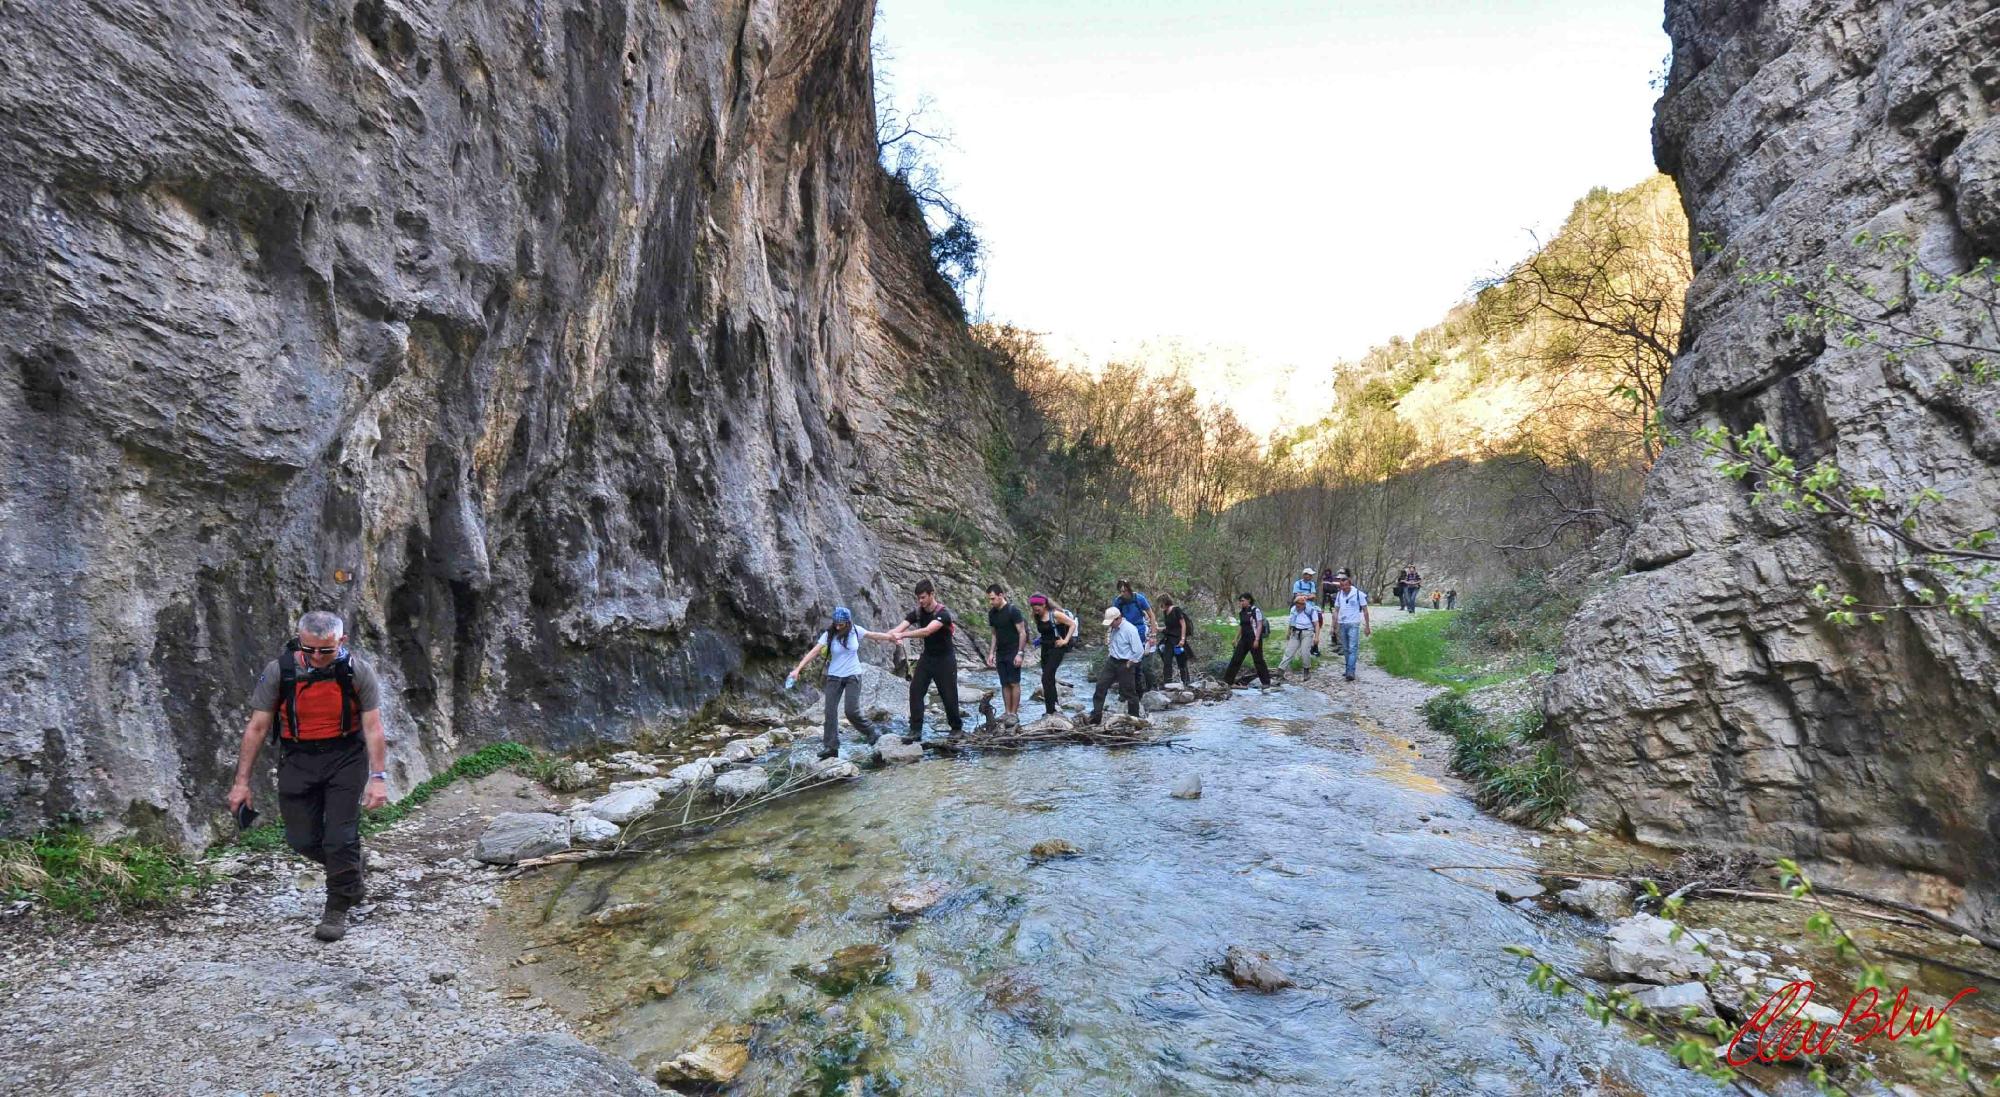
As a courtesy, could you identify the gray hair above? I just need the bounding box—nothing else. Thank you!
[298,611,345,640]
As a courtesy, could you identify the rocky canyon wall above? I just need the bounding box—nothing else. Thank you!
[1549,0,2000,929]
[0,0,1014,844]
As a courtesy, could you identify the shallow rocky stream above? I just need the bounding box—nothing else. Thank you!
[513,681,1732,1096]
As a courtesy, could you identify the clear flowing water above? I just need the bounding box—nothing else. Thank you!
[518,680,1730,1096]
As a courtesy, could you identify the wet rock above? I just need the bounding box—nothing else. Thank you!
[720,735,772,763]
[983,968,1056,1029]
[568,814,622,849]
[887,880,951,915]
[794,944,893,996]
[584,785,660,825]
[874,735,923,765]
[1221,946,1294,992]
[473,813,571,865]
[1141,690,1173,712]
[1555,879,1632,920]
[714,768,770,801]
[1605,913,1715,984]
[653,1025,751,1087]
[1170,773,1202,799]
[588,902,654,928]
[1169,690,1196,705]
[811,757,861,781]
[1556,817,1590,834]
[1621,981,1720,1026]
[1029,839,1081,860]
[668,760,716,787]
[1495,882,1546,904]
[1023,714,1074,734]
[1102,713,1151,734]
[445,1034,656,1096]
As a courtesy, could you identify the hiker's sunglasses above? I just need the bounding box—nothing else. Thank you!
[299,644,340,655]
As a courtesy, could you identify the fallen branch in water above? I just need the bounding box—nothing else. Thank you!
[946,719,1175,751]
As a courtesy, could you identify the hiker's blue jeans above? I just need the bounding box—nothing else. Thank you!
[1341,624,1362,678]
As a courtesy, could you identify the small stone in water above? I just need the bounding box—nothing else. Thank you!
[1170,773,1202,799]
[794,944,893,996]
[1222,946,1294,992]
[1029,839,1081,860]
[1495,882,1545,903]
[887,880,952,915]
[588,902,654,928]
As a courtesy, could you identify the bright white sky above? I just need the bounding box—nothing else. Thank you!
[873,0,1669,429]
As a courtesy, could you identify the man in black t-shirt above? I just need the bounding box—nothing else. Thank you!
[985,583,1029,720]
[889,578,964,739]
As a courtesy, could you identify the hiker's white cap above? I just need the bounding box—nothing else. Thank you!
[1102,607,1122,625]
[1303,567,1315,575]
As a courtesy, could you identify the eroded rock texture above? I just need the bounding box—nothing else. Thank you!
[1550,1,2000,928]
[0,0,1011,843]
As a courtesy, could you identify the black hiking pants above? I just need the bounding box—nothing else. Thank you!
[1091,657,1141,720]
[278,737,367,908]
[1039,645,1068,715]
[908,653,963,738]
[1158,641,1191,687]
[1223,635,1271,686]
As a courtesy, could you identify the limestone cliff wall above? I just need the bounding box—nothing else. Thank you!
[0,0,1012,843]
[1549,0,2000,928]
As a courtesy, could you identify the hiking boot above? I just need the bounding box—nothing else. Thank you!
[314,900,350,942]
[818,747,838,760]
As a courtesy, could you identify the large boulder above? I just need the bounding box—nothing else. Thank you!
[584,785,660,825]
[568,815,622,849]
[1141,690,1172,713]
[1604,914,1716,984]
[668,760,716,787]
[713,768,770,801]
[443,1035,656,1096]
[473,813,571,865]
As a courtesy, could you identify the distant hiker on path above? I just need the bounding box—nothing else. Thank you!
[1292,567,1320,657]
[1318,563,1339,609]
[1281,594,1319,677]
[1396,564,1422,614]
[1446,588,1457,610]
[786,607,898,759]
[1090,606,1144,723]
[888,579,964,740]
[985,584,1030,721]
[1222,592,1273,688]
[1332,574,1373,681]
[1156,593,1194,689]
[228,611,389,943]
[1028,594,1076,716]
[1431,590,1442,611]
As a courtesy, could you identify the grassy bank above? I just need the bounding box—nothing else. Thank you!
[231,741,550,853]
[1368,577,1583,826]
[0,828,209,921]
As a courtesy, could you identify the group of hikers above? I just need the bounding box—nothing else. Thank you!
[227,567,1455,943]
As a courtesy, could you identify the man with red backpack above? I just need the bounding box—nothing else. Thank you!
[227,611,389,942]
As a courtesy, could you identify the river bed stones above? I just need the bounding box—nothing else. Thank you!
[669,760,716,787]
[1618,981,1719,1027]
[1029,838,1081,860]
[794,944,893,996]
[1495,881,1546,904]
[473,813,572,865]
[1555,879,1633,920]
[653,1024,752,1086]
[1170,773,1202,799]
[714,768,771,801]
[1141,690,1173,712]
[584,785,660,824]
[567,814,621,849]
[887,880,952,915]
[588,902,654,928]
[874,734,923,765]
[1221,946,1294,992]
[1604,913,1716,984]
[812,757,862,780]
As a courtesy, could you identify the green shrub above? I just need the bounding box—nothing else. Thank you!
[1422,693,1571,827]
[0,828,209,921]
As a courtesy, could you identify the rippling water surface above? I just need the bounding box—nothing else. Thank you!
[520,680,1730,1096]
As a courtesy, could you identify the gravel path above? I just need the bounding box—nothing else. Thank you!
[0,773,583,1097]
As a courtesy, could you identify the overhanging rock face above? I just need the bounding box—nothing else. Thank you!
[0,0,1012,843]
[1549,0,2000,931]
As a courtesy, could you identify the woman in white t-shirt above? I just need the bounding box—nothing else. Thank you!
[787,607,900,758]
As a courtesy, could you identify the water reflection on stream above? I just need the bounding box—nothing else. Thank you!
[519,683,1727,1095]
